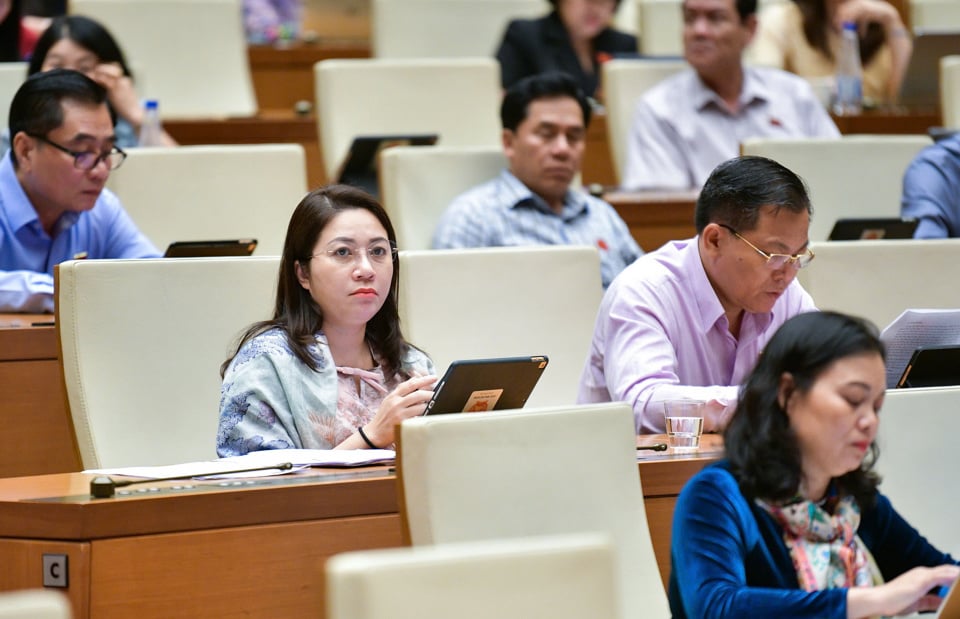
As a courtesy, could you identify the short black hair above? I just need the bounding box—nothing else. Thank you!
[500,71,592,132]
[725,311,885,507]
[8,69,108,168]
[694,156,812,234]
[548,0,624,8]
[735,0,758,20]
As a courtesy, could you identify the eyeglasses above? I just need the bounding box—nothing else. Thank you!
[28,134,127,171]
[312,242,398,266]
[718,224,815,270]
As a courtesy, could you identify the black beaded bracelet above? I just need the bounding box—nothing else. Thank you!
[357,425,380,449]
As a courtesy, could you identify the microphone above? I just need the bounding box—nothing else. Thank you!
[90,462,295,499]
[636,443,669,452]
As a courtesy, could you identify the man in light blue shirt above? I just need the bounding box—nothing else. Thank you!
[1,69,159,313]
[901,132,960,238]
[432,72,642,289]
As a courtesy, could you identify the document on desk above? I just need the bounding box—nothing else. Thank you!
[85,449,396,479]
[881,309,960,388]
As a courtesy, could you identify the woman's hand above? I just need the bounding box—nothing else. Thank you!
[362,374,437,447]
[834,0,904,35]
[89,62,144,128]
[846,564,960,618]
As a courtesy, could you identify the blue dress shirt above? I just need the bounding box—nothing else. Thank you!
[0,151,160,312]
[670,461,956,619]
[901,132,960,238]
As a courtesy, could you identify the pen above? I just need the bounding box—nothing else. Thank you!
[637,443,668,452]
[31,321,55,327]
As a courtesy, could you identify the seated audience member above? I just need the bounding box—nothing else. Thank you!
[670,311,959,619]
[432,72,642,289]
[0,69,159,313]
[579,155,817,433]
[900,131,960,238]
[243,0,301,44]
[621,0,839,191]
[218,185,437,456]
[495,0,637,99]
[748,0,912,105]
[0,0,39,61]
[0,14,179,152]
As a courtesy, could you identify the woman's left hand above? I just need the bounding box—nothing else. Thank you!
[834,0,905,35]
[89,62,144,128]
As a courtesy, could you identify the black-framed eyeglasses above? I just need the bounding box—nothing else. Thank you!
[718,223,815,270]
[28,134,126,171]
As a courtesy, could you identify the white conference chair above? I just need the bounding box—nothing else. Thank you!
[314,58,501,181]
[69,0,257,118]
[876,386,960,558]
[396,402,669,618]
[56,257,279,469]
[910,0,960,31]
[638,0,684,56]
[0,590,71,619]
[798,239,960,330]
[379,145,507,250]
[0,62,27,132]
[941,55,960,129]
[602,58,687,185]
[326,533,621,619]
[740,135,931,242]
[106,143,308,256]
[371,0,547,58]
[398,246,602,407]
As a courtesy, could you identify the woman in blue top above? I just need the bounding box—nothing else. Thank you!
[670,311,959,619]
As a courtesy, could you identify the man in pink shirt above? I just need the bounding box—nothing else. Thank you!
[578,155,818,433]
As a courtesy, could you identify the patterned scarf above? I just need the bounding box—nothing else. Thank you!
[758,494,884,591]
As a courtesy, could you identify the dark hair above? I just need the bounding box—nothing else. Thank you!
[222,185,413,380]
[735,0,758,21]
[793,0,884,66]
[725,311,885,507]
[28,15,133,78]
[548,0,624,9]
[0,0,22,62]
[694,156,811,233]
[8,68,107,168]
[500,71,592,132]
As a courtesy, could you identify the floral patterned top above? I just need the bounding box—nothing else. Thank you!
[217,328,434,456]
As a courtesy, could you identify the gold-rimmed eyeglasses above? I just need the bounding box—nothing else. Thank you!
[311,242,398,266]
[718,223,815,270]
[28,133,126,171]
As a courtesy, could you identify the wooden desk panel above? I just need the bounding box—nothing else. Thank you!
[0,316,79,478]
[604,190,698,251]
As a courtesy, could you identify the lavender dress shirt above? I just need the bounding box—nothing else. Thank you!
[577,237,817,433]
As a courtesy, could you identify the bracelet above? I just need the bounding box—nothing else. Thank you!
[357,425,380,449]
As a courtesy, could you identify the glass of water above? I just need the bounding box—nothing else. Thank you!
[663,400,706,451]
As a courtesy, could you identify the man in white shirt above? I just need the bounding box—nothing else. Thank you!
[620,0,839,191]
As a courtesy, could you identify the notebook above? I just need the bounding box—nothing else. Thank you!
[895,344,960,388]
[827,218,918,240]
[336,133,439,198]
[898,30,960,107]
[164,239,258,258]
[423,355,549,415]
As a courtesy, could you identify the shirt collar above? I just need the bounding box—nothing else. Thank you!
[692,65,770,113]
[499,169,590,220]
[0,150,81,238]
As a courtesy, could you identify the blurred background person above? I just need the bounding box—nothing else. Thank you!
[901,131,960,238]
[671,311,959,618]
[0,0,40,61]
[747,0,912,105]
[496,0,637,100]
[244,0,303,44]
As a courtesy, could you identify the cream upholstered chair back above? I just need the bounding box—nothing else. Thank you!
[398,246,602,407]
[798,240,960,329]
[396,402,668,618]
[910,0,960,31]
[0,62,27,132]
[327,533,621,619]
[56,257,279,469]
[106,144,308,256]
[69,0,257,118]
[740,135,931,242]
[602,58,687,184]
[0,590,71,619]
[876,387,960,558]
[379,145,507,250]
[941,55,960,129]
[314,58,501,180]
[371,0,547,58]
[638,0,684,55]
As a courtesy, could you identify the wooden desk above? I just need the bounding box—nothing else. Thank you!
[0,444,720,618]
[0,315,79,478]
[604,190,699,251]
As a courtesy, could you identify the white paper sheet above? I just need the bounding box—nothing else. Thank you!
[880,309,960,388]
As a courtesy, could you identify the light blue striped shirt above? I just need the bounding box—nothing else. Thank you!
[432,169,643,288]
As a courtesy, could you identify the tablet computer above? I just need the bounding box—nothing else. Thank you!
[164,239,258,258]
[828,218,918,241]
[424,355,549,415]
[895,345,960,388]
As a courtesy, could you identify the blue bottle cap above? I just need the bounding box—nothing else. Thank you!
[842,21,857,31]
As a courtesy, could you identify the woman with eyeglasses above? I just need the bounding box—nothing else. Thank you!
[217,185,437,456]
[670,311,959,619]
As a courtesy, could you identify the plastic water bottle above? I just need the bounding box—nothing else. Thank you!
[138,100,164,146]
[833,21,863,115]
